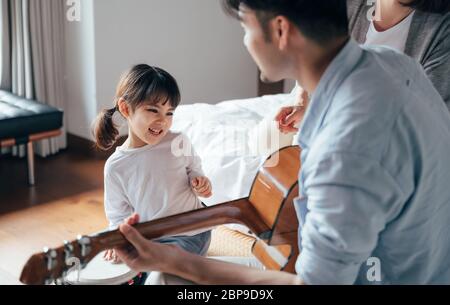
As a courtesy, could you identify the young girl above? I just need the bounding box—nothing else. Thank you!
[93,64,212,263]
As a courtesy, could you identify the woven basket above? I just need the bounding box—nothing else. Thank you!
[207,226,255,257]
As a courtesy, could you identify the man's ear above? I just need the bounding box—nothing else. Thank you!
[118,98,131,118]
[274,16,291,51]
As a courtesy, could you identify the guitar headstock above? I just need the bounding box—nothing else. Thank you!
[20,235,99,285]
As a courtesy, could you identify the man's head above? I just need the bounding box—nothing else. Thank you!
[223,0,349,83]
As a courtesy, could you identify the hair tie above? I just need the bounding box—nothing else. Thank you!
[107,106,117,117]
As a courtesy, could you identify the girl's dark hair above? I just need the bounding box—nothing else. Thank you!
[223,0,349,45]
[93,64,181,151]
[402,0,450,14]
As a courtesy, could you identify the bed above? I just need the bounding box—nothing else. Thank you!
[172,91,298,208]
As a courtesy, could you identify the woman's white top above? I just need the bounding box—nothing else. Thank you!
[365,11,415,52]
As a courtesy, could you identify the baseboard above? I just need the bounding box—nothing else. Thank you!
[67,133,126,159]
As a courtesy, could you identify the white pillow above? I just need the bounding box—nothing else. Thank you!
[248,87,301,156]
[249,117,295,157]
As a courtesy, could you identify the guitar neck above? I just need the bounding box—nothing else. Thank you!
[92,198,271,251]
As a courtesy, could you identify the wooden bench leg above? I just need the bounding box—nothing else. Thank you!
[2,130,61,186]
[27,142,35,186]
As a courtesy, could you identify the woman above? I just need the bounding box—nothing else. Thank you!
[276,0,450,134]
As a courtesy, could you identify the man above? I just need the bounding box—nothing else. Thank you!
[115,0,450,284]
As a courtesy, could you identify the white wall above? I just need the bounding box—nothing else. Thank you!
[284,79,296,94]
[64,0,258,140]
[64,0,97,139]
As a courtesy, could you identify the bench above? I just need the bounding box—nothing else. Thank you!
[0,90,63,185]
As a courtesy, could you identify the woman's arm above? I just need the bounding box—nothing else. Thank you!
[421,17,450,110]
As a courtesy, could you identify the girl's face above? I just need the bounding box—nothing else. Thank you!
[127,101,175,148]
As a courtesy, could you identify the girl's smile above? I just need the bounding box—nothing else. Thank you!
[149,127,163,136]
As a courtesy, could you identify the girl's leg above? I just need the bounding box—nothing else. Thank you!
[156,230,212,256]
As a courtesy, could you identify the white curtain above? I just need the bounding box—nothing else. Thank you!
[0,0,11,90]
[1,0,67,157]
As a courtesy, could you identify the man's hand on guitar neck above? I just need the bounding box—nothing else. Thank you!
[115,213,303,285]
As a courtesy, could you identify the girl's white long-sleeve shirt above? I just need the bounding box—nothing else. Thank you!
[103,132,205,229]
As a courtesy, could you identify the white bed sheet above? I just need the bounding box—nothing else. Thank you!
[172,93,294,206]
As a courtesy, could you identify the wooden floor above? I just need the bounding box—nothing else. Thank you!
[0,147,252,285]
[0,149,108,284]
[0,149,106,214]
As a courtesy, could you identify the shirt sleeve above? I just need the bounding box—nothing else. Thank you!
[421,20,450,111]
[104,170,133,230]
[183,135,205,181]
[296,151,405,285]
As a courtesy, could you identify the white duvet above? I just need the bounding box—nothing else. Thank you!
[172,93,295,206]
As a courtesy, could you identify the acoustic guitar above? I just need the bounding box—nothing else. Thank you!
[19,146,301,285]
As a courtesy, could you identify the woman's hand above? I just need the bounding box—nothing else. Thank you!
[191,176,212,198]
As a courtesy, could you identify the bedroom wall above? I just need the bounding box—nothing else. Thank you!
[284,79,297,94]
[64,0,98,140]
[64,0,259,140]
[93,0,258,109]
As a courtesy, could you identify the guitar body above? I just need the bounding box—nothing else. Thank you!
[20,146,302,284]
[248,146,300,273]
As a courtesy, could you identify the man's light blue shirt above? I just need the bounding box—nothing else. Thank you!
[295,39,450,284]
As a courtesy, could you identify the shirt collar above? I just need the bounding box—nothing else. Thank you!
[298,39,364,149]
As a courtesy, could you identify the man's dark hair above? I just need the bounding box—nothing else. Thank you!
[223,0,349,45]
[402,0,450,14]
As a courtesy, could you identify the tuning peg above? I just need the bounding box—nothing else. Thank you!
[44,277,55,285]
[63,240,74,263]
[54,276,66,286]
[77,235,92,258]
[43,247,58,271]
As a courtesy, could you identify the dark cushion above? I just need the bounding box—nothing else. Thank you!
[0,90,63,141]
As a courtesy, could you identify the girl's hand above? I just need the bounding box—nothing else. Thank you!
[191,176,212,198]
[103,248,122,264]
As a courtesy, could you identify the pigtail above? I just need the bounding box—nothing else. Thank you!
[93,107,119,151]
[91,64,181,151]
